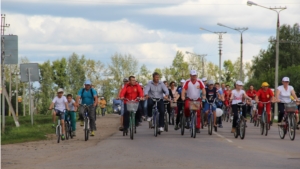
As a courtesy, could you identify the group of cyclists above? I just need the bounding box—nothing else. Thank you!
[49,69,300,141]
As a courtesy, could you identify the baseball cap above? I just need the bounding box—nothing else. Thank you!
[202,77,207,82]
[236,81,244,86]
[57,88,64,93]
[180,79,186,83]
[123,78,129,82]
[139,83,143,86]
[207,80,214,85]
[282,77,290,82]
[84,80,92,85]
[190,70,197,75]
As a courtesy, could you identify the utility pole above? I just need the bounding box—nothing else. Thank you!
[199,28,226,82]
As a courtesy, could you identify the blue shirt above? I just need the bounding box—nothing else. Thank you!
[77,88,97,105]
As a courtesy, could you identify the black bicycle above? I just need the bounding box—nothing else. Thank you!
[234,103,246,140]
[79,104,90,141]
[65,111,73,140]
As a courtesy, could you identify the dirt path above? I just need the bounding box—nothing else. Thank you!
[1,114,120,169]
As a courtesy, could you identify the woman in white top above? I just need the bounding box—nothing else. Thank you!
[275,77,299,124]
[230,81,252,133]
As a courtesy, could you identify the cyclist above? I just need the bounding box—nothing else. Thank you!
[163,81,174,125]
[119,78,129,131]
[66,94,77,136]
[224,85,231,108]
[99,97,107,116]
[275,77,299,127]
[214,82,225,128]
[230,81,252,133]
[246,85,257,118]
[254,82,274,126]
[48,88,69,140]
[75,80,98,136]
[175,79,186,130]
[144,72,169,132]
[181,70,206,133]
[119,76,144,133]
[202,77,208,88]
[203,80,221,130]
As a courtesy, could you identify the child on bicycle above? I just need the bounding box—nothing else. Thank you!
[66,94,77,136]
[48,88,69,140]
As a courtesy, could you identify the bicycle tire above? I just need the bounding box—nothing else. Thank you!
[193,114,196,138]
[278,120,286,139]
[201,112,204,129]
[154,115,158,137]
[264,113,268,136]
[164,112,168,132]
[65,123,69,140]
[234,126,239,138]
[190,113,194,138]
[288,114,296,141]
[84,118,89,141]
[57,126,61,143]
[260,113,264,135]
[69,123,73,139]
[181,113,185,135]
[240,118,246,139]
[208,114,213,135]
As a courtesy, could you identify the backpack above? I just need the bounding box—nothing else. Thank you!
[81,88,95,100]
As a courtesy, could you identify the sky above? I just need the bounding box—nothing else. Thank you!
[1,0,300,72]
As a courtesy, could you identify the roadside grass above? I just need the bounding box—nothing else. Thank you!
[1,114,54,145]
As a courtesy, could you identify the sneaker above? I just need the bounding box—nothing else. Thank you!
[52,123,55,128]
[196,129,200,133]
[174,124,179,130]
[72,131,76,136]
[147,117,152,122]
[61,134,65,140]
[80,121,84,126]
[119,126,124,131]
[159,127,164,132]
[219,124,223,128]
[90,131,95,136]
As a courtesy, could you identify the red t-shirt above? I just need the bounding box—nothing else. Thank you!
[119,83,143,103]
[224,90,231,100]
[256,88,274,102]
[246,89,257,100]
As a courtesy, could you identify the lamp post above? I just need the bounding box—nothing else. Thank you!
[247,1,286,120]
[217,23,248,81]
[186,51,207,77]
[199,28,226,82]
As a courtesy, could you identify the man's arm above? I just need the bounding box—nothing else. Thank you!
[181,88,186,101]
[144,83,150,96]
[94,96,98,107]
[75,96,81,107]
[201,88,206,99]
[162,84,169,98]
[49,102,54,110]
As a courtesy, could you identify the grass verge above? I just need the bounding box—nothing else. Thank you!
[1,114,54,145]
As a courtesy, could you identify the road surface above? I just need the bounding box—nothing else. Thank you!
[2,116,300,169]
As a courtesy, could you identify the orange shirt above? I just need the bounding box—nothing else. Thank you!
[256,88,274,102]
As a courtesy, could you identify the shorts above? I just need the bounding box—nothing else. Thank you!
[204,102,216,113]
[55,110,65,120]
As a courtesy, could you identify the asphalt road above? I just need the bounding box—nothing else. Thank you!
[33,118,300,169]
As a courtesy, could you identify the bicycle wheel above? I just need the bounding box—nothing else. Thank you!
[234,125,239,138]
[278,121,286,139]
[154,114,158,137]
[226,112,229,122]
[201,112,204,129]
[57,126,61,143]
[260,114,264,135]
[164,112,169,132]
[69,123,73,139]
[240,118,246,139]
[264,113,268,136]
[208,114,213,135]
[65,122,69,140]
[181,113,185,135]
[192,114,196,138]
[84,118,89,141]
[288,114,296,141]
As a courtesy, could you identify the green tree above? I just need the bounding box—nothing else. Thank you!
[52,57,68,89]
[39,61,54,114]
[137,64,152,85]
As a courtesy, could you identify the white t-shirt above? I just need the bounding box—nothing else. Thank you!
[183,79,205,100]
[277,85,294,103]
[231,89,245,104]
[52,96,67,112]
[67,99,76,111]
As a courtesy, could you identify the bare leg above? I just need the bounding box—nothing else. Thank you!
[61,120,65,134]
[213,111,217,126]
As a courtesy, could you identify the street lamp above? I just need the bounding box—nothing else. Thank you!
[185,51,207,77]
[217,23,248,81]
[247,1,286,120]
[199,28,226,82]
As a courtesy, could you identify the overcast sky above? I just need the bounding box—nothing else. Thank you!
[1,0,299,71]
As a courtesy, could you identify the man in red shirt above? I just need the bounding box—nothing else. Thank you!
[181,70,206,133]
[255,82,274,124]
[120,76,144,132]
[246,85,257,100]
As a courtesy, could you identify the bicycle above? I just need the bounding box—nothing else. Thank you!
[79,104,90,141]
[259,101,270,136]
[205,98,217,135]
[176,101,186,135]
[124,98,140,140]
[50,108,66,143]
[251,101,259,127]
[164,101,169,132]
[65,111,73,140]
[189,99,201,138]
[170,101,177,125]
[149,98,162,137]
[234,103,246,140]
[278,101,298,141]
